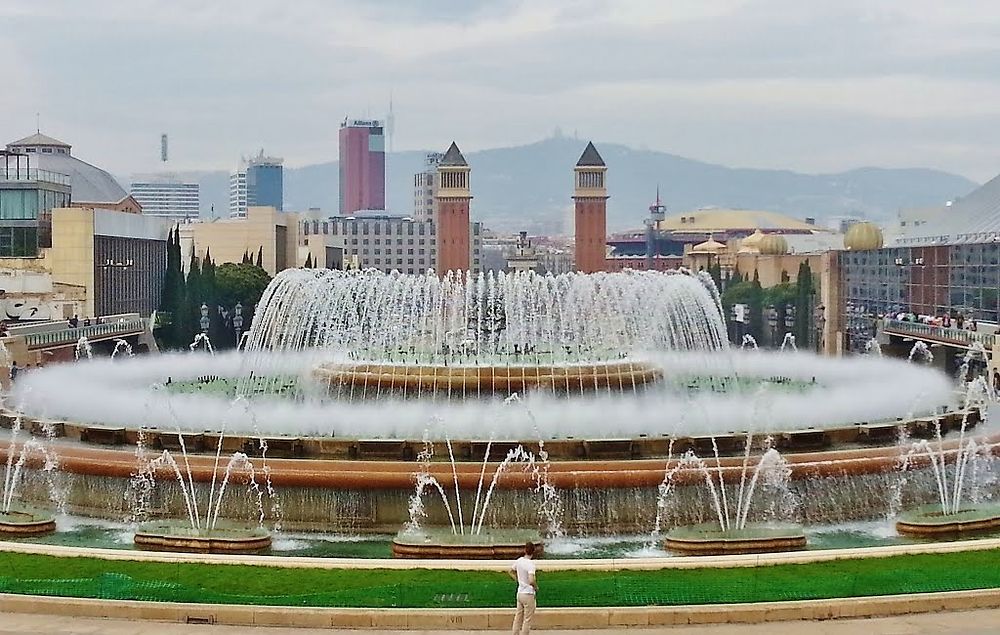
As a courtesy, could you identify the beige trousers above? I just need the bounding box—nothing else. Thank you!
[512,592,536,634]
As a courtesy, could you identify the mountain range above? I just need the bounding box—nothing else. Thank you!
[156,136,980,234]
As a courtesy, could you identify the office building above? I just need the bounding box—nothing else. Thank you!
[130,176,199,220]
[339,119,385,214]
[413,152,443,222]
[182,206,344,276]
[229,151,283,218]
[304,214,482,276]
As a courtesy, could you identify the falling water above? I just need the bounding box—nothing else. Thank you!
[111,339,134,359]
[740,334,759,350]
[779,333,797,352]
[189,333,215,355]
[1,415,64,514]
[908,341,933,364]
[75,336,92,360]
[865,337,883,357]
[237,269,729,395]
[896,378,995,515]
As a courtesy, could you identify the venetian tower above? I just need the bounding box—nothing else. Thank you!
[573,142,608,273]
[435,142,472,274]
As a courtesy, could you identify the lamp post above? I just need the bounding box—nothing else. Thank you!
[199,302,210,334]
[766,305,778,348]
[233,302,244,348]
[813,304,826,354]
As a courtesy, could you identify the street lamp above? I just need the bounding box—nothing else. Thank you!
[233,302,244,348]
[813,304,826,353]
[766,305,778,348]
[199,302,210,334]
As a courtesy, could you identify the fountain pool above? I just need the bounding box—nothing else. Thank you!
[0,269,996,557]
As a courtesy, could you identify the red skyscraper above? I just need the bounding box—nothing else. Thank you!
[339,119,385,214]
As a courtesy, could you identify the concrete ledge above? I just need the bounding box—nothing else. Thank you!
[1,588,1000,629]
[1,536,998,572]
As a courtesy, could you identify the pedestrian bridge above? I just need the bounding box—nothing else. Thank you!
[881,319,997,352]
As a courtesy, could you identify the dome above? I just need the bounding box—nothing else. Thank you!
[739,229,766,251]
[759,234,789,255]
[844,222,884,250]
[690,237,727,253]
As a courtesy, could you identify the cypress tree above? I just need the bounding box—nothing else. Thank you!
[748,270,764,344]
[256,246,263,268]
[186,251,202,346]
[304,253,313,268]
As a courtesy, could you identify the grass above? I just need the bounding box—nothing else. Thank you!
[0,549,997,608]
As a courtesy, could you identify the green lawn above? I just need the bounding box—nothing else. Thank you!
[0,549,997,608]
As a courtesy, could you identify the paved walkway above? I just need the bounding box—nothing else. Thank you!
[2,609,1000,634]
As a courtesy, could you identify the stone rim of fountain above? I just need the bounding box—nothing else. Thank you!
[0,503,56,537]
[896,503,1000,536]
[134,520,272,553]
[664,522,807,555]
[392,527,544,559]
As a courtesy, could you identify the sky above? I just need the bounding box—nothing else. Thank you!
[2,0,1000,181]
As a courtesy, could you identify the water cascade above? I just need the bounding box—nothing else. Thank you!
[75,336,92,361]
[908,341,933,364]
[0,416,60,535]
[111,339,134,359]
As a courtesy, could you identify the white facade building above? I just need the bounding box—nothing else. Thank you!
[229,167,248,218]
[413,152,443,222]
[129,176,199,220]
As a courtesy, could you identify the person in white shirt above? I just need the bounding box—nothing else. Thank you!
[508,541,538,635]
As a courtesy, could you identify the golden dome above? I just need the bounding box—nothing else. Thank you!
[759,234,789,255]
[844,222,883,250]
[691,237,727,253]
[740,229,766,251]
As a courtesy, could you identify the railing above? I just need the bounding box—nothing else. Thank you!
[882,319,995,349]
[22,319,147,349]
[0,168,71,186]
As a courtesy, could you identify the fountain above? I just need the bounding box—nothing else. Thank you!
[740,334,759,350]
[74,336,92,361]
[1,269,992,556]
[779,333,797,352]
[908,341,933,364]
[392,433,551,558]
[865,337,883,357]
[189,333,214,355]
[895,378,1000,536]
[129,425,273,553]
[0,416,58,536]
[662,436,804,555]
[111,339,134,359]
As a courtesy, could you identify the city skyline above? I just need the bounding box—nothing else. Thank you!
[2,1,1000,181]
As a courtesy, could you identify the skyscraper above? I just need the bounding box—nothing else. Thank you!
[229,150,283,218]
[339,119,385,214]
[413,152,443,222]
[130,176,199,220]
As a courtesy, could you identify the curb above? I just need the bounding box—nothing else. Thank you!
[0,588,998,629]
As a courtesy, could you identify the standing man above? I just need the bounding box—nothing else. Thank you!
[508,541,538,635]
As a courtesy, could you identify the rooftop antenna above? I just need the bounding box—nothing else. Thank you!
[161,133,168,164]
[35,112,40,134]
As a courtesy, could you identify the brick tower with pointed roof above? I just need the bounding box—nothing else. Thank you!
[435,142,472,275]
[573,142,608,273]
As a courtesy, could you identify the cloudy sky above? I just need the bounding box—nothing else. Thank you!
[2,0,1000,181]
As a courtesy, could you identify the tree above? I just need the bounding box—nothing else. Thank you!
[255,246,263,268]
[185,251,203,346]
[748,270,764,344]
[216,262,272,308]
[794,261,815,346]
[304,253,313,268]
[156,226,188,349]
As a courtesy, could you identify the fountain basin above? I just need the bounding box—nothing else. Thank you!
[665,523,806,556]
[896,504,1000,536]
[134,521,271,553]
[316,361,663,396]
[0,505,56,537]
[392,528,543,559]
